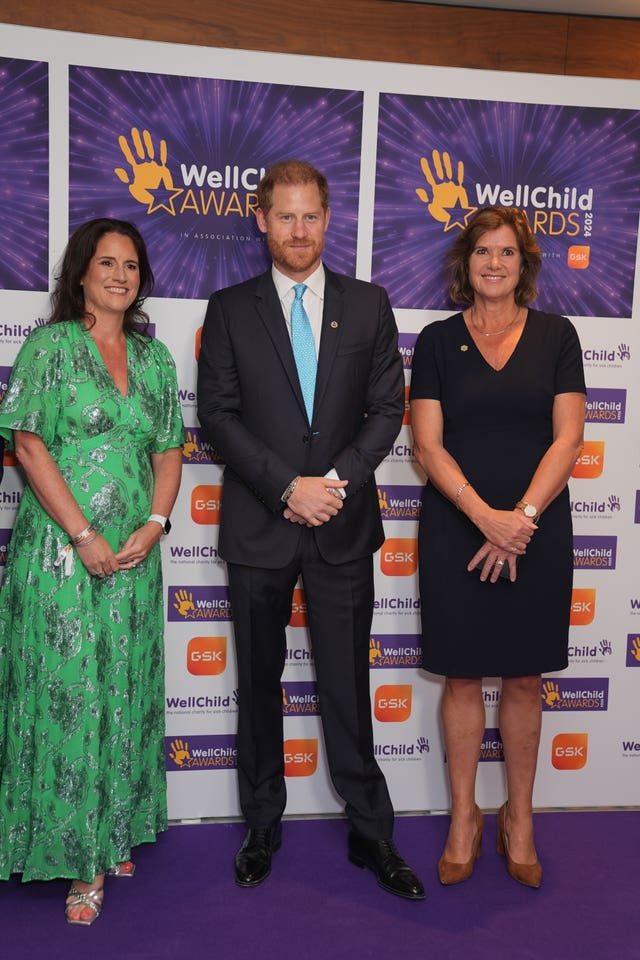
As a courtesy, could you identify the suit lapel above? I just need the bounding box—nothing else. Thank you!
[254,271,308,420]
[314,268,345,416]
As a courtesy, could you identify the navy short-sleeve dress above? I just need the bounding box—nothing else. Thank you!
[409,309,586,678]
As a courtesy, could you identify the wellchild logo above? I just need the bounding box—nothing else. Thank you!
[583,343,630,368]
[169,586,232,622]
[622,739,640,758]
[114,126,265,219]
[570,588,596,626]
[571,492,620,518]
[552,733,588,770]
[375,736,430,761]
[480,728,504,762]
[369,634,422,668]
[282,682,320,716]
[182,428,223,465]
[626,635,640,667]
[374,685,412,722]
[285,643,313,667]
[585,388,626,425]
[573,536,616,570]
[378,486,422,521]
[373,594,421,615]
[384,440,416,466]
[568,638,612,663]
[284,739,318,777]
[571,441,604,479]
[541,677,609,711]
[187,636,227,676]
[416,149,594,239]
[0,321,44,345]
[380,539,418,576]
[165,734,237,770]
[166,689,238,716]
[398,332,418,371]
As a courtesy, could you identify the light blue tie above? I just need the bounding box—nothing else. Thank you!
[291,283,317,422]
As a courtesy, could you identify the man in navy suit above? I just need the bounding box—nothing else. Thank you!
[197,160,424,899]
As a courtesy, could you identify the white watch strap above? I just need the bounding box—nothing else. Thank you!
[148,513,168,529]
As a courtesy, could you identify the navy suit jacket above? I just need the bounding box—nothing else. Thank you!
[197,266,404,569]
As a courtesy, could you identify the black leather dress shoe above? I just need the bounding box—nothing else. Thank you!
[348,831,425,900]
[234,825,282,887]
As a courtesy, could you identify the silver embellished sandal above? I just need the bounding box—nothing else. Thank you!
[106,859,135,878]
[65,884,104,926]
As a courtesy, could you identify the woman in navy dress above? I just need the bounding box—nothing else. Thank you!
[410,207,585,888]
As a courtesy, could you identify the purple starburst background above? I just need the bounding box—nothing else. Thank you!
[373,95,640,318]
[69,67,363,300]
[0,58,49,291]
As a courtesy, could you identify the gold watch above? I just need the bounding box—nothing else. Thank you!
[515,500,539,522]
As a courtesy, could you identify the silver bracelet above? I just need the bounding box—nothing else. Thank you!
[282,475,301,503]
[454,481,471,510]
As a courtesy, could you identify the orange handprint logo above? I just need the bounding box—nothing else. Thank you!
[169,739,191,767]
[182,430,215,464]
[114,127,182,214]
[631,637,640,663]
[369,637,383,666]
[183,430,202,462]
[416,150,477,232]
[541,680,561,708]
[173,589,195,618]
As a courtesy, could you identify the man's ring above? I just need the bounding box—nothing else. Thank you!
[496,559,505,566]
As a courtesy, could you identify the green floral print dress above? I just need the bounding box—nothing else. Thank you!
[0,321,184,882]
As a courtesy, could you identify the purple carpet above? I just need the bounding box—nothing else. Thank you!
[1,811,638,959]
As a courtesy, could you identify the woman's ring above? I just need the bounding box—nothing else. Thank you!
[496,559,505,566]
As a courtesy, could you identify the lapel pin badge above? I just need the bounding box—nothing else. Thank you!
[330,321,338,329]
[460,344,468,352]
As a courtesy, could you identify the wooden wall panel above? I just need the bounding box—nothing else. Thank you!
[0,0,639,79]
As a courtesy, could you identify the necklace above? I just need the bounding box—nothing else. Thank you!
[469,305,521,338]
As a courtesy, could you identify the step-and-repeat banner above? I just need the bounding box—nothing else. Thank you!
[0,25,638,819]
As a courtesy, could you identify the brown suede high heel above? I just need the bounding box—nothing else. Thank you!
[437,804,483,885]
[496,802,542,888]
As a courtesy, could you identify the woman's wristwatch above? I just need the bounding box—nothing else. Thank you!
[148,513,171,535]
[515,500,539,522]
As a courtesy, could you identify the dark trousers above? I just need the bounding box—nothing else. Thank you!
[227,529,394,840]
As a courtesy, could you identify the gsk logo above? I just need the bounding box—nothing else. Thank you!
[570,588,596,626]
[572,441,604,479]
[403,384,411,426]
[552,733,588,770]
[195,326,202,361]
[567,246,590,270]
[374,684,413,722]
[284,738,318,777]
[380,538,418,577]
[187,636,227,676]
[191,484,222,524]
[289,587,308,628]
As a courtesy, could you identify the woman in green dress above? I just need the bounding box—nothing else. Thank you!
[0,219,183,924]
